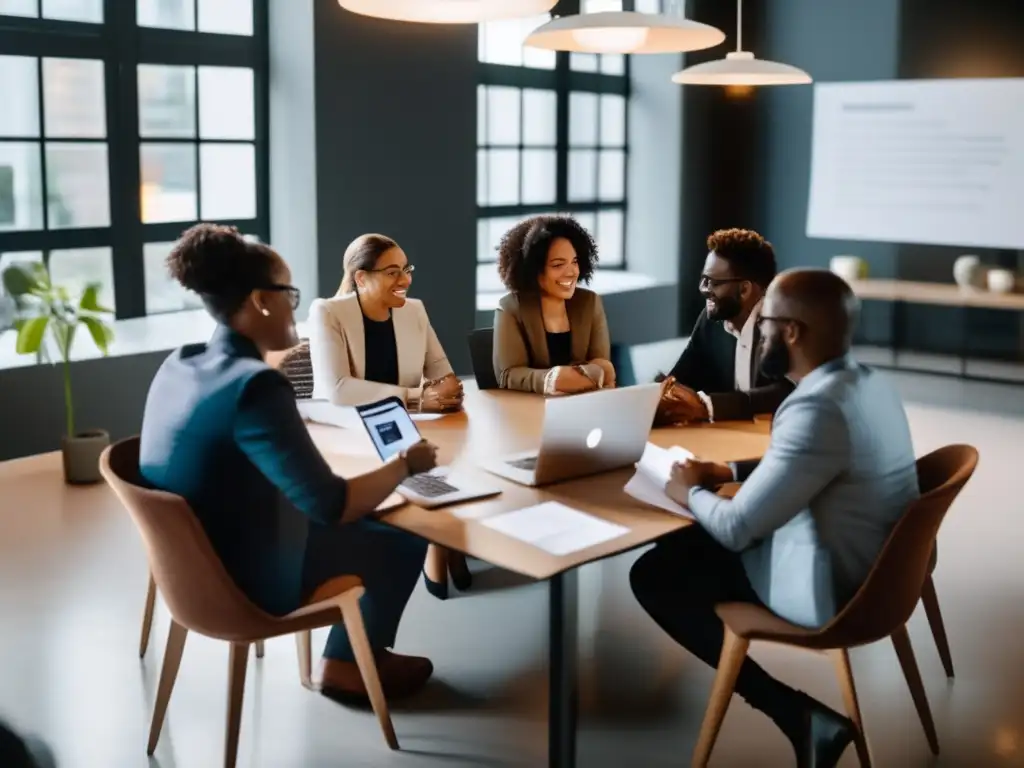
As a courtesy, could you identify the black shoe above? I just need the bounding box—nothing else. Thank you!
[422,569,449,600]
[795,698,856,768]
[448,557,473,592]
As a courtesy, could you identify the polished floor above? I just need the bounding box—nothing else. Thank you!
[1,368,1021,767]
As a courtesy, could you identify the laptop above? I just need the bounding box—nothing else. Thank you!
[479,383,663,487]
[355,396,502,508]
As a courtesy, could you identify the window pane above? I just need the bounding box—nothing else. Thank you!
[137,0,194,30]
[575,212,596,238]
[600,94,626,146]
[484,149,519,207]
[483,215,527,263]
[600,54,626,76]
[569,92,598,147]
[43,58,106,139]
[144,241,205,314]
[484,86,520,146]
[141,143,197,223]
[45,143,110,229]
[570,53,599,73]
[476,85,486,146]
[599,149,625,201]
[596,209,624,266]
[522,89,556,146]
[0,56,39,138]
[199,67,255,140]
[521,149,556,205]
[42,0,102,22]
[635,0,661,13]
[0,0,36,16]
[568,149,597,202]
[0,144,43,231]
[200,143,256,220]
[49,247,114,309]
[476,149,487,206]
[479,15,554,69]
[199,0,253,35]
[138,65,196,139]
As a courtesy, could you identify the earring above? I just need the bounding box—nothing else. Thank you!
[261,308,270,317]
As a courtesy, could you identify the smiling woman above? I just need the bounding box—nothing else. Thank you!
[491,214,614,395]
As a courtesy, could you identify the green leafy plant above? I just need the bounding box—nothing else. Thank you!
[1,261,114,437]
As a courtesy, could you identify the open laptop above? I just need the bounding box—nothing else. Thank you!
[480,383,663,487]
[355,396,502,508]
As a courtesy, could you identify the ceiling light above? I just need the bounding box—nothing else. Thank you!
[672,0,811,86]
[338,0,558,24]
[524,10,725,55]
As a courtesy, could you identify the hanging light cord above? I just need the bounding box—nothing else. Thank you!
[735,0,742,51]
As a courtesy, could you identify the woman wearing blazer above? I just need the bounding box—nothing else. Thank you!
[307,233,469,599]
[492,215,615,394]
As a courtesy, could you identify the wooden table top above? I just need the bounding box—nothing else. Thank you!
[849,278,1024,311]
[310,388,771,580]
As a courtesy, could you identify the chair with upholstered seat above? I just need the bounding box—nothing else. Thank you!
[467,328,499,390]
[691,444,978,768]
[101,438,397,768]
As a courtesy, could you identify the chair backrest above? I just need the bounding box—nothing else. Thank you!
[609,342,637,387]
[467,327,499,390]
[818,443,978,647]
[269,338,313,400]
[100,437,275,641]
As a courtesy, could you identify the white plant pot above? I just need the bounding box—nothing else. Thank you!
[953,255,983,288]
[987,268,1016,294]
[61,429,110,485]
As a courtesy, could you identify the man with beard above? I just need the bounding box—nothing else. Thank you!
[630,268,919,768]
[656,228,794,425]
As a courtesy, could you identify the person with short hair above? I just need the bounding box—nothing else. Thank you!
[658,228,794,424]
[492,215,615,395]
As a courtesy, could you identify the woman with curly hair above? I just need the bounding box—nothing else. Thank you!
[492,215,615,394]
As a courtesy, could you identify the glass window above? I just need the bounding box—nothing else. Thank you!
[137,0,195,30]
[200,143,256,220]
[138,65,197,139]
[0,56,40,138]
[521,149,556,205]
[478,15,554,69]
[598,149,625,202]
[570,53,599,73]
[484,86,520,146]
[0,0,37,16]
[596,210,624,266]
[522,89,556,146]
[600,94,626,147]
[0,144,43,231]
[199,67,255,140]
[42,58,106,139]
[42,0,103,23]
[49,247,114,309]
[569,92,598,147]
[600,55,625,76]
[568,149,597,202]
[45,143,110,228]
[635,0,661,13]
[483,149,519,207]
[198,0,253,36]
[144,241,205,314]
[141,143,197,223]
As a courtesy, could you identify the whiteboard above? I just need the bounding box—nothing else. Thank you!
[806,79,1024,250]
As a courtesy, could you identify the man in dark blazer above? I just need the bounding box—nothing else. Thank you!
[657,228,794,424]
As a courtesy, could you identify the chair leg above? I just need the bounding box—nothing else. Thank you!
[139,573,157,658]
[147,620,188,755]
[831,648,873,768]
[339,594,399,750]
[224,642,249,768]
[296,631,314,689]
[691,628,749,768]
[920,576,954,679]
[254,640,265,659]
[891,625,940,755]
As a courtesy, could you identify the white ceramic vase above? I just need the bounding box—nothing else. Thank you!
[953,255,983,288]
[987,268,1016,294]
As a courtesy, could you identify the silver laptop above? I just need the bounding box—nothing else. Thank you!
[480,383,663,487]
[356,397,502,508]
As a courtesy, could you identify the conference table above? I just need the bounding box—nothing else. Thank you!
[307,386,771,768]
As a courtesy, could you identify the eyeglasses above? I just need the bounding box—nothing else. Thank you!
[368,264,415,280]
[699,274,747,290]
[264,284,301,310]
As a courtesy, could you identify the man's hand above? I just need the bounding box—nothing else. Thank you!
[655,377,710,425]
[664,458,733,504]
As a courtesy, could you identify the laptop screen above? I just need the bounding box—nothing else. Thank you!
[355,397,423,462]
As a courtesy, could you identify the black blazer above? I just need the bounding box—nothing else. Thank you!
[667,308,794,421]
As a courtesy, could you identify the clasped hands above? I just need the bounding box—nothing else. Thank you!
[655,375,710,426]
[419,374,464,413]
[664,458,734,505]
[552,358,616,394]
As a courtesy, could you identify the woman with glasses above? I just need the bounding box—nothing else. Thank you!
[307,233,470,600]
[139,224,441,703]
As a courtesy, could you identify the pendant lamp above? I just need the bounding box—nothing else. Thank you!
[523,4,724,55]
[338,0,557,24]
[672,0,810,85]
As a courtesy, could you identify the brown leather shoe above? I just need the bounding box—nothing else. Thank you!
[319,650,433,704]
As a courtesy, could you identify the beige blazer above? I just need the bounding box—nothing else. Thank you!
[307,293,453,406]
[493,288,610,394]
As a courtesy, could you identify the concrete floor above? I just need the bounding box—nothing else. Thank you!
[0,368,1021,767]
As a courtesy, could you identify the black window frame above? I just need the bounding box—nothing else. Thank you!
[0,0,270,319]
[477,0,631,270]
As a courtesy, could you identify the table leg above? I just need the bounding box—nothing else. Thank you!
[549,569,579,768]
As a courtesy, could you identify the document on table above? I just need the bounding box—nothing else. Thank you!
[480,502,630,556]
[623,443,696,519]
[298,399,446,428]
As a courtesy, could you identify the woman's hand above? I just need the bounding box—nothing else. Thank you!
[553,365,598,394]
[589,358,616,388]
[420,375,463,412]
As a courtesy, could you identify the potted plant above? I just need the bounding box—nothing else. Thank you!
[1,261,115,484]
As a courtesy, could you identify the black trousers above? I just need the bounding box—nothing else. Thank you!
[629,526,800,720]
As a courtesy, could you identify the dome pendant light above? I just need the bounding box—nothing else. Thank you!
[671,0,811,86]
[523,2,725,55]
[338,0,558,24]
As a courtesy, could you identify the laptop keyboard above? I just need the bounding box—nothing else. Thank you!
[507,456,538,471]
[404,473,460,498]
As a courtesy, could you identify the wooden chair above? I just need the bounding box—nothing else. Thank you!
[691,444,978,768]
[101,438,397,768]
[922,547,954,678]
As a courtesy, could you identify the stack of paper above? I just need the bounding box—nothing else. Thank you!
[298,399,447,428]
[623,443,696,518]
[481,501,630,556]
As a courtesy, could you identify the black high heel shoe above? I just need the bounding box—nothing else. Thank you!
[448,554,473,592]
[422,570,449,600]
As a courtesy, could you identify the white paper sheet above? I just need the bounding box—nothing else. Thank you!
[623,443,695,518]
[297,400,361,429]
[480,501,630,556]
